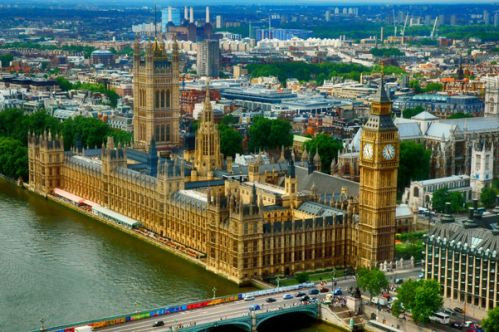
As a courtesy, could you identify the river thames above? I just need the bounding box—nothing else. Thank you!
[0,179,338,331]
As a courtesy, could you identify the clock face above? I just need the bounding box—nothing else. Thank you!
[383,144,396,160]
[363,143,373,160]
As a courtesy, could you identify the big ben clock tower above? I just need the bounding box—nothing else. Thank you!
[358,74,399,268]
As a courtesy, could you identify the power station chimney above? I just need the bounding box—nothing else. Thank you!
[189,7,194,23]
[168,6,172,23]
[184,6,188,21]
[206,6,210,23]
[380,26,384,41]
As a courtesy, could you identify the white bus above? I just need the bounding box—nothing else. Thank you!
[429,312,450,324]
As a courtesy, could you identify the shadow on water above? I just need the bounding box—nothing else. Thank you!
[258,312,318,332]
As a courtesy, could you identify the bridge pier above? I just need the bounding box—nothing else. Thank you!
[251,311,257,332]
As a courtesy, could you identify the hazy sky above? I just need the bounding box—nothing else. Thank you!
[2,0,497,3]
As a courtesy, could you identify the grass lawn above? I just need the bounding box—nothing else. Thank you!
[277,268,346,287]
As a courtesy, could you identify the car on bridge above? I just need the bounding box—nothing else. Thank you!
[152,321,164,327]
[282,294,293,300]
[249,304,261,311]
[266,297,276,303]
[244,296,255,301]
[308,289,319,295]
[295,291,306,297]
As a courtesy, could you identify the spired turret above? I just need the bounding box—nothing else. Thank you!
[193,84,223,179]
[101,136,127,174]
[27,130,65,194]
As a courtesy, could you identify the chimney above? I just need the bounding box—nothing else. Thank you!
[206,6,210,23]
[189,7,194,23]
[168,6,172,23]
[184,6,188,20]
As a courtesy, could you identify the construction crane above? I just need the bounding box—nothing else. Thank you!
[430,16,439,39]
[400,13,409,45]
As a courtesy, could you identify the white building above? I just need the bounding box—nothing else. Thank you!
[470,140,495,198]
[402,175,472,212]
[484,76,499,117]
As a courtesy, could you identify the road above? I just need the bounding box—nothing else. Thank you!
[96,268,421,332]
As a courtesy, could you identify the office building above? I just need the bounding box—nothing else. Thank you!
[423,200,499,319]
[196,39,220,78]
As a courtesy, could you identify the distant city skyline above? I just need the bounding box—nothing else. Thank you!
[0,0,496,5]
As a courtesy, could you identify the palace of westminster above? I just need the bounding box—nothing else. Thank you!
[27,38,400,284]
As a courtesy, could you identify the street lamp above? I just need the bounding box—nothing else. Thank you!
[212,286,217,299]
[276,276,280,288]
[332,268,336,289]
[40,319,45,332]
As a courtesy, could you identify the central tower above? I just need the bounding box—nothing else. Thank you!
[358,75,399,268]
[193,87,222,179]
[133,37,180,151]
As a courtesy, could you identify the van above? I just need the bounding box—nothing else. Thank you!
[429,312,450,325]
[75,326,93,332]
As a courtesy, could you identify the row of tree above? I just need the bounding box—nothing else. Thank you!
[247,62,407,86]
[0,42,96,58]
[0,109,132,180]
[56,77,120,108]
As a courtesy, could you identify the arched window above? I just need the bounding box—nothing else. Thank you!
[413,187,419,197]
[166,89,170,107]
[160,90,165,108]
[155,91,160,108]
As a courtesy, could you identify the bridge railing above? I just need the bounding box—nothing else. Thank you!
[36,283,316,332]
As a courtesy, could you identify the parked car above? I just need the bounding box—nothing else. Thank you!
[295,292,306,298]
[152,321,164,327]
[309,289,319,295]
[266,297,276,303]
[333,288,342,296]
[443,308,456,316]
[301,295,310,302]
[283,293,293,300]
[395,278,404,284]
[450,322,464,329]
[453,307,464,314]
[244,296,255,301]
[418,273,424,279]
[249,304,261,311]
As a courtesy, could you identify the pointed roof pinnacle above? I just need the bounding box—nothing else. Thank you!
[374,62,390,103]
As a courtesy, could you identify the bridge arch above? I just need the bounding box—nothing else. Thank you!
[194,320,252,332]
[256,306,319,331]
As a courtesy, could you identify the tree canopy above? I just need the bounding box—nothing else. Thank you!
[482,306,499,332]
[0,137,28,179]
[392,279,443,324]
[247,62,370,85]
[0,54,14,68]
[432,187,465,213]
[56,77,120,108]
[218,123,243,159]
[356,268,389,300]
[398,141,431,195]
[480,186,497,209]
[248,117,293,152]
[0,108,131,180]
[304,133,343,173]
[423,82,443,93]
[370,47,404,57]
[448,112,473,119]
[402,106,425,119]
